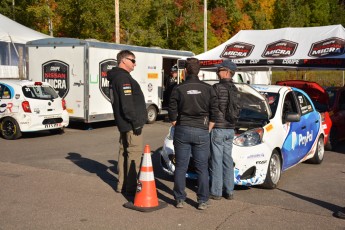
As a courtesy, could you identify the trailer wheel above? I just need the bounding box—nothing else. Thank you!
[147,105,157,124]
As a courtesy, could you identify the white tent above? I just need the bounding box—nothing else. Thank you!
[195,25,345,71]
[0,13,50,78]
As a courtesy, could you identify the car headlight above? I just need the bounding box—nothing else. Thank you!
[233,128,264,147]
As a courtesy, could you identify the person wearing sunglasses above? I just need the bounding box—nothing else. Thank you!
[107,50,146,197]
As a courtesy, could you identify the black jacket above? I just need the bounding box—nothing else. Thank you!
[168,75,218,130]
[212,78,237,129]
[107,67,146,132]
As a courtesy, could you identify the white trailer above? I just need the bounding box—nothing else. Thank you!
[26,38,194,123]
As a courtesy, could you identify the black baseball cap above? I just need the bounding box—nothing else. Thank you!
[215,60,237,71]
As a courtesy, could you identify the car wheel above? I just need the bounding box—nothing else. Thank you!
[263,150,281,189]
[308,136,324,164]
[325,128,338,151]
[146,105,157,124]
[1,117,22,140]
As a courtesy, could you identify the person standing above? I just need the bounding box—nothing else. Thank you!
[107,50,147,196]
[209,60,238,200]
[168,58,218,210]
[163,64,178,108]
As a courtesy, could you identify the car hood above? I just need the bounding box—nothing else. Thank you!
[276,80,329,106]
[235,83,272,119]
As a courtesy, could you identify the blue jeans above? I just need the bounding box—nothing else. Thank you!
[173,125,210,203]
[210,128,235,196]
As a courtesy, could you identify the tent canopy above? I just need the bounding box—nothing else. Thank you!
[196,25,345,71]
[0,13,50,44]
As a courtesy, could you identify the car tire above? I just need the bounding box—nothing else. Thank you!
[308,136,324,164]
[146,105,157,124]
[263,150,281,189]
[1,117,22,140]
[325,128,338,151]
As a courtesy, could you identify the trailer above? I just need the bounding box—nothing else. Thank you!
[26,38,194,123]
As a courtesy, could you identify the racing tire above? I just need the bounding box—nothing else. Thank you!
[263,150,281,189]
[325,128,338,151]
[308,136,325,164]
[146,105,157,124]
[1,117,22,140]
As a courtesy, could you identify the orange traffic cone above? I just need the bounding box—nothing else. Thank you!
[123,144,167,212]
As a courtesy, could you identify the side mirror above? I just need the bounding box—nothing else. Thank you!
[284,112,300,122]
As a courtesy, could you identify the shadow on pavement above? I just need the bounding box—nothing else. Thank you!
[277,188,342,213]
[65,152,124,196]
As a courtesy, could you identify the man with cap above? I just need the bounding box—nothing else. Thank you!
[209,60,238,200]
[163,64,179,107]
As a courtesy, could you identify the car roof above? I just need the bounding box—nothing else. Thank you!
[276,80,329,105]
[251,84,289,94]
[0,79,48,87]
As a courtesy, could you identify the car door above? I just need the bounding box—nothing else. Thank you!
[294,89,320,160]
[281,90,303,169]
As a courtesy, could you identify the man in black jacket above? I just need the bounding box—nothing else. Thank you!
[209,60,238,201]
[168,58,218,210]
[107,50,147,196]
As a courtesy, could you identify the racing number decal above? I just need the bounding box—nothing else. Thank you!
[99,59,117,101]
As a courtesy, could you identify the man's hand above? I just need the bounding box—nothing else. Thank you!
[133,127,142,136]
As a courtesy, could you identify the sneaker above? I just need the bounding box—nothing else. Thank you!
[198,202,208,210]
[176,200,185,208]
[209,194,222,200]
[224,193,234,200]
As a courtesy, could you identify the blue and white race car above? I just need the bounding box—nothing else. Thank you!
[160,84,325,188]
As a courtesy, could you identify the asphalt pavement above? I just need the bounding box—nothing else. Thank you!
[0,118,344,229]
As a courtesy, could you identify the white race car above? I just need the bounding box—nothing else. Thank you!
[0,80,69,140]
[160,84,325,188]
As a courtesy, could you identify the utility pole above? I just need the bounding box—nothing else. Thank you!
[204,0,207,52]
[115,0,120,43]
[12,0,15,20]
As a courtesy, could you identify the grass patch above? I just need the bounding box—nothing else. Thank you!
[272,70,345,87]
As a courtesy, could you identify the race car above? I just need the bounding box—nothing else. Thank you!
[0,79,69,140]
[160,84,325,188]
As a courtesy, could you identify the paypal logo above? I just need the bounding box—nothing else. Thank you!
[299,131,313,146]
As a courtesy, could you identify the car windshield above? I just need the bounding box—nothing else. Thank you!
[261,92,279,118]
[238,90,272,121]
[22,85,59,100]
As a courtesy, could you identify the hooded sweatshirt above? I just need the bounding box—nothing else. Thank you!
[107,67,146,132]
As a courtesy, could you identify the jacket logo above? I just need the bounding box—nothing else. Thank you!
[187,90,201,95]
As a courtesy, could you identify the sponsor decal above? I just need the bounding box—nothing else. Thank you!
[42,60,69,98]
[256,160,267,164]
[247,153,264,159]
[0,103,7,113]
[265,124,273,132]
[200,59,223,67]
[148,73,158,79]
[282,59,300,65]
[67,108,74,114]
[15,94,20,99]
[299,130,313,146]
[148,83,153,92]
[308,37,345,57]
[99,59,117,101]
[220,42,254,59]
[262,39,298,58]
[123,83,132,96]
